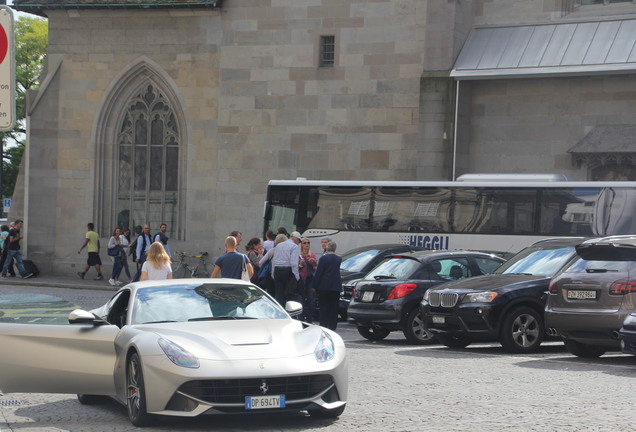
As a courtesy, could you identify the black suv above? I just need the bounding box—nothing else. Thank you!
[421,238,587,353]
[347,250,505,344]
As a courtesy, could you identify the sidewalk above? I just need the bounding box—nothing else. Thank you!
[0,273,121,291]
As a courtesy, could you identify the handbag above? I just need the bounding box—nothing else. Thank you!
[241,258,251,282]
[108,245,121,257]
[258,260,272,280]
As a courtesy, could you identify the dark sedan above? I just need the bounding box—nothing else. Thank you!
[338,244,428,318]
[347,250,505,344]
[421,237,587,353]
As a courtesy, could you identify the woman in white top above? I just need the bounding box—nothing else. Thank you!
[140,242,173,281]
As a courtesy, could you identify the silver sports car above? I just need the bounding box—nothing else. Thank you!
[0,279,348,427]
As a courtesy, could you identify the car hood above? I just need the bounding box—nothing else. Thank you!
[430,273,548,293]
[135,319,325,360]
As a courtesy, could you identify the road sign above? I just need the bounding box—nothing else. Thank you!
[0,6,14,131]
[3,198,10,213]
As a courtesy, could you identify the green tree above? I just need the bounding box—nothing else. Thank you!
[1,16,48,199]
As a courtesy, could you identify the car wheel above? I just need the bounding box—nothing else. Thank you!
[562,338,607,358]
[403,309,437,345]
[357,325,391,341]
[127,352,154,427]
[436,333,471,349]
[499,306,544,354]
[308,404,346,418]
[76,394,108,405]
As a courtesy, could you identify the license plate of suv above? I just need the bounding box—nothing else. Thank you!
[567,290,596,300]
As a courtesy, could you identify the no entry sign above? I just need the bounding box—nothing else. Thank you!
[0,6,14,131]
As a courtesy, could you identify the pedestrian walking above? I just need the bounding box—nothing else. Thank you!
[77,222,103,280]
[0,224,15,277]
[117,227,132,283]
[132,224,152,282]
[139,242,172,281]
[312,241,342,331]
[211,236,253,280]
[107,227,124,286]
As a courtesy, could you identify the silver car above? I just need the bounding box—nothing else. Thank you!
[545,236,636,358]
[0,279,348,426]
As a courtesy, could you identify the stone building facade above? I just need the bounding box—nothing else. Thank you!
[10,0,636,274]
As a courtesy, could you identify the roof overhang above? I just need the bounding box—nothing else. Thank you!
[452,19,636,80]
[12,0,222,17]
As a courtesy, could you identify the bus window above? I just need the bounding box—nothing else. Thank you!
[307,187,372,231]
[374,187,451,232]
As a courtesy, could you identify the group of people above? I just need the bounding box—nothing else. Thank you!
[0,219,35,280]
[76,224,343,330]
[77,222,173,284]
[210,228,342,330]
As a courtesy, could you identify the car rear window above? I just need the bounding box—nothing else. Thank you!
[340,249,380,272]
[562,257,636,274]
[366,257,421,280]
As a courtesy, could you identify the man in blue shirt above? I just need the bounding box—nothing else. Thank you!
[211,236,253,279]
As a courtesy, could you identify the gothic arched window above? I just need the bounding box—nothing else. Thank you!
[115,83,179,233]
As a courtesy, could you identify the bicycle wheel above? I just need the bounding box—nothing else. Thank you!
[193,262,211,278]
[172,262,188,279]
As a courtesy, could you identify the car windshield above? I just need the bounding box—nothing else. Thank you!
[131,283,288,324]
[495,245,575,277]
[340,248,381,272]
[365,257,421,280]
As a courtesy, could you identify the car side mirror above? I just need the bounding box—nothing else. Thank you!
[285,301,303,317]
[68,309,108,326]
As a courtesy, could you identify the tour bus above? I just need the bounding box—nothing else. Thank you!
[263,175,636,256]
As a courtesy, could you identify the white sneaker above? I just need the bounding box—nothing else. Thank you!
[115,281,123,286]
[108,278,116,286]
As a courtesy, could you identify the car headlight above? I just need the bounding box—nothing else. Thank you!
[314,331,335,362]
[158,337,200,368]
[461,292,498,304]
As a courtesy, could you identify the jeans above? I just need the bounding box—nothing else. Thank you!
[132,252,147,282]
[4,249,26,276]
[273,266,297,307]
[111,256,123,280]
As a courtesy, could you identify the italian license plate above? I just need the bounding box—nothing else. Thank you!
[362,291,375,302]
[245,395,285,410]
[432,316,445,324]
[567,290,596,300]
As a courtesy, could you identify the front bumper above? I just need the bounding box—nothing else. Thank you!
[420,301,500,341]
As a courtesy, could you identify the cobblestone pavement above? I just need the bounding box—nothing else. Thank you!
[1,280,636,431]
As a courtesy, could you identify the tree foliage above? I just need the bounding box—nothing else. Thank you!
[2,16,48,198]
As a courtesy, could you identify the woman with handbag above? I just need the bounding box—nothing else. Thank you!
[299,237,318,322]
[116,227,133,283]
[107,227,124,286]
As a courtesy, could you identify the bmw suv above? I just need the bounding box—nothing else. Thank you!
[421,238,587,353]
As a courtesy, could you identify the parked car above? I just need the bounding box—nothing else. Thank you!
[338,244,429,319]
[347,250,505,344]
[421,238,587,353]
[0,279,347,426]
[546,236,636,358]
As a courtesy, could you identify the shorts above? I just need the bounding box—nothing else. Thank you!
[87,252,102,266]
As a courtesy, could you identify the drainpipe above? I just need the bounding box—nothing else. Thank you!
[452,79,460,181]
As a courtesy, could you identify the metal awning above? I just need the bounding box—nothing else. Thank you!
[451,19,636,80]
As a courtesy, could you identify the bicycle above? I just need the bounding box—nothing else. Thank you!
[171,251,211,278]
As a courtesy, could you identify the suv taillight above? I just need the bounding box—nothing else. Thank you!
[548,280,558,294]
[609,280,636,295]
[387,283,417,300]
